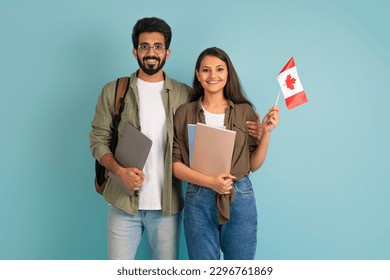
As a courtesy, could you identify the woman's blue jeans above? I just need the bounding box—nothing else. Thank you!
[184,176,257,260]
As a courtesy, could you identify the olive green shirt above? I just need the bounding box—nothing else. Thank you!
[90,72,191,216]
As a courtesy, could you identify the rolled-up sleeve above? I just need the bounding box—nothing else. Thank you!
[172,108,184,164]
[89,82,115,162]
[172,104,192,166]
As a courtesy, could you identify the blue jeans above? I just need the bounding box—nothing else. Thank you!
[108,205,181,260]
[184,176,257,260]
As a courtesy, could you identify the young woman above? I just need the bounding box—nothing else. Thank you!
[172,47,279,259]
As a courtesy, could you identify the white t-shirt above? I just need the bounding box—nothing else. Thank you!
[202,105,225,128]
[137,78,166,210]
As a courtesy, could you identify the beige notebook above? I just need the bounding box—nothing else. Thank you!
[192,123,236,176]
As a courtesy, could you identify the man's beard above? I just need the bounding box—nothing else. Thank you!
[137,55,166,75]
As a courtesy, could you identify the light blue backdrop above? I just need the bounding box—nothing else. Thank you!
[1,0,389,260]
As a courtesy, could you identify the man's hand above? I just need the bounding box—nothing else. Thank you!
[116,167,145,191]
[246,112,262,144]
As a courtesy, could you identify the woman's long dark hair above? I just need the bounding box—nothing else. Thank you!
[189,47,254,109]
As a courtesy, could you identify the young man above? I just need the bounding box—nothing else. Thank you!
[89,17,191,259]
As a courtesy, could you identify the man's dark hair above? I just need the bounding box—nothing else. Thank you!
[132,17,172,49]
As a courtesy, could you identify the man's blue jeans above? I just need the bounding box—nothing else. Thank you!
[108,205,181,260]
[184,176,257,260]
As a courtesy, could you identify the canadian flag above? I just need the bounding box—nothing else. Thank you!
[277,57,308,110]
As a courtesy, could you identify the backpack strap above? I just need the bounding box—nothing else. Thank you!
[114,77,130,115]
[109,77,130,152]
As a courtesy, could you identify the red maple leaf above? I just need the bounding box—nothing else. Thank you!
[285,74,296,90]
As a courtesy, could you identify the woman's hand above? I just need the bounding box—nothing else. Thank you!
[262,106,280,133]
[210,173,236,195]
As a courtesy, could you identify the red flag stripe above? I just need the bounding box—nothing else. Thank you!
[279,57,296,74]
[285,90,308,110]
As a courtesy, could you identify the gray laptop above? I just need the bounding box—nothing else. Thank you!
[108,122,152,196]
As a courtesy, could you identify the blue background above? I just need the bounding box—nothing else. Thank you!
[1,0,389,260]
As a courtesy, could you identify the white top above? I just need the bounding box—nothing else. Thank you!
[202,105,225,128]
[137,78,166,210]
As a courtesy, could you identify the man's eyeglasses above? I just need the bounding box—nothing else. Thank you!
[138,44,166,54]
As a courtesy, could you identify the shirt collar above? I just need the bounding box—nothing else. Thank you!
[195,98,235,113]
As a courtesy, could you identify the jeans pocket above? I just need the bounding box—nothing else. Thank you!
[234,177,254,195]
[186,184,202,197]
